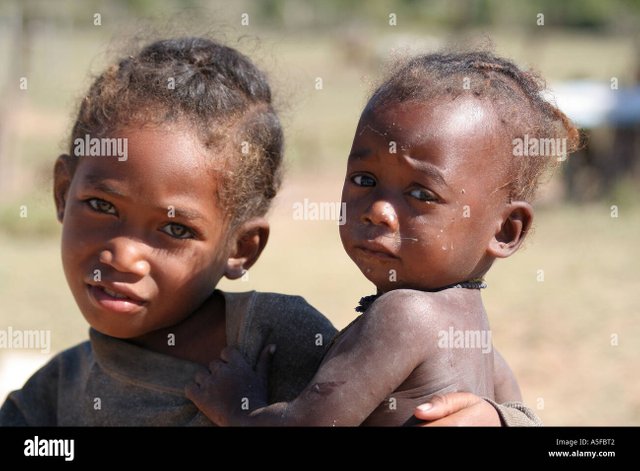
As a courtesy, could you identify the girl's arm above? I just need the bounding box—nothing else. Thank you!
[413,392,542,426]
[186,289,443,426]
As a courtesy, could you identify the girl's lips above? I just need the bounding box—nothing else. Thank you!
[87,284,147,314]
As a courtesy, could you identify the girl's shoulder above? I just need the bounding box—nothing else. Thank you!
[220,289,338,347]
[218,289,338,402]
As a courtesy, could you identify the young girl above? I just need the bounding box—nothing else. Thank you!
[0,38,536,426]
[186,50,578,426]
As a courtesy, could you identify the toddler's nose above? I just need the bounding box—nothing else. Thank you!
[361,200,399,231]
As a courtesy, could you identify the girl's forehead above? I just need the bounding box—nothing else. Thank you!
[121,124,226,172]
[73,127,226,207]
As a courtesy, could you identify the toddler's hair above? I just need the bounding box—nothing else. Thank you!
[70,37,283,226]
[368,50,580,202]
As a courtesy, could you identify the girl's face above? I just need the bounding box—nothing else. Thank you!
[340,97,513,292]
[56,125,232,339]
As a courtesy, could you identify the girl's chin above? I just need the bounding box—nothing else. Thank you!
[79,310,147,339]
[84,321,141,339]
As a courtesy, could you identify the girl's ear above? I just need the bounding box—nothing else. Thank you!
[487,201,533,259]
[224,218,270,280]
[53,154,74,223]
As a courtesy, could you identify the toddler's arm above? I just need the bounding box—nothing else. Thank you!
[187,289,443,426]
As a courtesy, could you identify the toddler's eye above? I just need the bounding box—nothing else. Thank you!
[161,223,195,240]
[409,188,438,202]
[86,198,117,215]
[351,174,376,187]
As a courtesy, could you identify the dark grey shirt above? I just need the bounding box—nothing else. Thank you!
[0,290,540,426]
[0,291,334,425]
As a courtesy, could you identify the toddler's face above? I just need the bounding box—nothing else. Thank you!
[340,96,513,292]
[56,125,231,339]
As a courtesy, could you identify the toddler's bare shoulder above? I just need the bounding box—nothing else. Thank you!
[368,289,457,331]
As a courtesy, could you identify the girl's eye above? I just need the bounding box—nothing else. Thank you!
[161,223,195,240]
[409,188,438,202]
[86,198,117,215]
[351,174,376,187]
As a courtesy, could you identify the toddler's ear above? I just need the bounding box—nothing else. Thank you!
[224,218,270,280]
[487,201,533,259]
[53,154,74,223]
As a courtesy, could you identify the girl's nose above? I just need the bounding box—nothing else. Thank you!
[361,200,399,231]
[99,238,151,277]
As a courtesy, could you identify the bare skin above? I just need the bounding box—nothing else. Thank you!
[54,121,506,425]
[416,392,505,426]
[186,96,532,426]
[53,123,268,365]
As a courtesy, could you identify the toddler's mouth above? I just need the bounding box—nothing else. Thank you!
[354,240,399,260]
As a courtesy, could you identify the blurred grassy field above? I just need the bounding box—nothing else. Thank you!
[0,17,639,425]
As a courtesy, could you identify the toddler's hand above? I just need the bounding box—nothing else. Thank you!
[185,344,274,426]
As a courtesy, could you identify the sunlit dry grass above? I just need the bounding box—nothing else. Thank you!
[0,27,638,425]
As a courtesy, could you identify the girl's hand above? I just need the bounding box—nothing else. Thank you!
[185,344,274,426]
[413,392,501,426]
